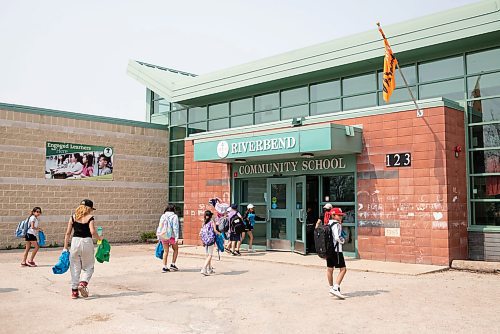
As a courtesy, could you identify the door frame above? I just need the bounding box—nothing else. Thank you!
[292,176,307,254]
[266,177,292,251]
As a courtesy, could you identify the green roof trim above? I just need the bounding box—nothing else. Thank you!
[0,102,168,130]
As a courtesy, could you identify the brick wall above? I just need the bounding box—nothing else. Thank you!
[183,140,230,245]
[0,106,168,249]
[334,106,467,265]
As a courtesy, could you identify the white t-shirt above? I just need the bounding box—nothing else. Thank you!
[27,216,39,236]
[328,220,344,253]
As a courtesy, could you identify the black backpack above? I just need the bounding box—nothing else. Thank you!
[314,224,337,259]
[217,217,230,233]
[231,214,246,234]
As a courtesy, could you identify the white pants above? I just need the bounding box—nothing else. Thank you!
[70,237,95,289]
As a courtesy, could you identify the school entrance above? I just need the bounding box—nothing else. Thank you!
[234,159,357,257]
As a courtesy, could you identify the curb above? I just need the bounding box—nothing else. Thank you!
[451,260,500,273]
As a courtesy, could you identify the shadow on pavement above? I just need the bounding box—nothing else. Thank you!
[87,291,152,300]
[0,288,18,293]
[343,289,389,298]
[219,270,248,276]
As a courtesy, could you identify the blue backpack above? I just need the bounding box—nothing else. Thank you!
[155,241,164,259]
[200,221,216,246]
[15,215,32,238]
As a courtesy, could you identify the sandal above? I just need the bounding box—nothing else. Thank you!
[27,261,37,267]
[20,263,28,267]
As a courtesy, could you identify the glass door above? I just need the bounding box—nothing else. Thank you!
[292,176,307,254]
[266,178,292,250]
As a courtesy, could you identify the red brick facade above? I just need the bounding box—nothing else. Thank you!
[183,106,467,265]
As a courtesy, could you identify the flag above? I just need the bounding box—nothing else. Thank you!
[377,24,398,102]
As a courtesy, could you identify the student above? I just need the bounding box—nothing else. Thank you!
[63,199,102,299]
[157,204,180,272]
[242,204,265,252]
[97,154,112,176]
[21,207,43,267]
[80,154,94,178]
[315,207,347,299]
[200,210,220,276]
[227,204,243,256]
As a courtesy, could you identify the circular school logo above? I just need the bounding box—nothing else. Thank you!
[103,147,113,158]
[216,141,229,158]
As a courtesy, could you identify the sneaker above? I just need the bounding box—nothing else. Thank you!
[71,289,79,299]
[329,286,345,299]
[224,248,231,254]
[170,264,179,271]
[235,250,241,256]
[231,251,237,256]
[200,269,209,276]
[78,282,89,298]
[162,267,170,273]
[208,267,215,274]
[27,261,37,267]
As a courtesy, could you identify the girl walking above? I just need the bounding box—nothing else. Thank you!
[157,204,180,272]
[21,207,43,267]
[63,199,102,299]
[200,210,220,276]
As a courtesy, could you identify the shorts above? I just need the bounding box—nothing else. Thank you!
[205,244,214,255]
[161,237,176,246]
[326,252,346,268]
[229,232,241,242]
[245,224,254,231]
[25,233,37,242]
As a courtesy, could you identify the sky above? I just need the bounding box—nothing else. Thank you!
[0,0,480,122]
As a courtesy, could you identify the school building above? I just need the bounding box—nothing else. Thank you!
[128,0,500,264]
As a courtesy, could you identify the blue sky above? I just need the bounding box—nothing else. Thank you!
[0,0,479,121]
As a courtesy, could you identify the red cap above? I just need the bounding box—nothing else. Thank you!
[331,207,345,216]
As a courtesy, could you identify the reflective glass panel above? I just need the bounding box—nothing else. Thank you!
[310,80,340,101]
[310,99,341,116]
[255,109,279,123]
[378,87,417,105]
[240,179,266,203]
[230,98,253,115]
[281,86,308,107]
[187,121,207,135]
[169,156,184,171]
[170,109,187,126]
[271,183,287,209]
[271,218,287,239]
[159,102,171,113]
[255,92,279,111]
[169,187,184,202]
[378,65,417,88]
[188,107,207,123]
[471,201,500,226]
[208,103,229,119]
[469,125,500,149]
[231,114,253,127]
[343,73,376,95]
[418,56,463,82]
[470,175,500,199]
[467,72,500,99]
[470,149,500,175]
[343,93,376,111]
[169,171,184,186]
[468,97,500,123]
[467,48,500,74]
[170,141,185,155]
[322,175,355,202]
[281,104,308,120]
[208,118,229,131]
[419,79,464,101]
[170,126,186,140]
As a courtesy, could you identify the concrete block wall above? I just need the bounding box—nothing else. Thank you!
[334,106,467,265]
[182,140,231,245]
[0,106,169,249]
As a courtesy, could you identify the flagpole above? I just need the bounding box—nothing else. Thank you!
[377,22,423,118]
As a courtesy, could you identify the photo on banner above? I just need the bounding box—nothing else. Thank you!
[45,141,114,180]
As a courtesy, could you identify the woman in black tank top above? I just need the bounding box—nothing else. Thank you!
[63,199,102,299]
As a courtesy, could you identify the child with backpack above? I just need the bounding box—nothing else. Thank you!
[157,204,180,273]
[242,204,265,252]
[21,207,43,267]
[199,210,220,276]
[315,206,347,299]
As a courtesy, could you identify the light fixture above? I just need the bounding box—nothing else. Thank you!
[301,153,314,158]
[234,158,246,163]
[291,117,304,127]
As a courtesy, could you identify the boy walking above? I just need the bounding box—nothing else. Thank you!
[316,207,347,299]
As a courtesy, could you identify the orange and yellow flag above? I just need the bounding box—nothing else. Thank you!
[377,23,398,102]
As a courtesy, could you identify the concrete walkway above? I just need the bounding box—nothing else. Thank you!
[176,244,448,276]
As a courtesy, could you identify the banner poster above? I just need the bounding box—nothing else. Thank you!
[45,141,114,180]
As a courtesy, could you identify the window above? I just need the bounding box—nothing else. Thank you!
[255,92,279,111]
[230,98,253,115]
[342,73,376,96]
[169,126,186,140]
[208,118,229,131]
[281,104,308,120]
[419,79,464,101]
[471,202,500,226]
[188,121,207,135]
[231,114,253,127]
[310,99,341,116]
[255,109,279,123]
[322,175,355,202]
[378,65,417,88]
[169,156,184,171]
[170,141,185,155]
[467,72,500,99]
[170,109,187,126]
[310,80,340,101]
[418,56,463,83]
[158,101,170,113]
[343,93,376,110]
[469,125,500,149]
[208,103,229,119]
[467,48,500,74]
[281,86,308,107]
[169,172,184,185]
[468,97,500,123]
[169,187,184,202]
[378,87,417,105]
[188,107,207,123]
